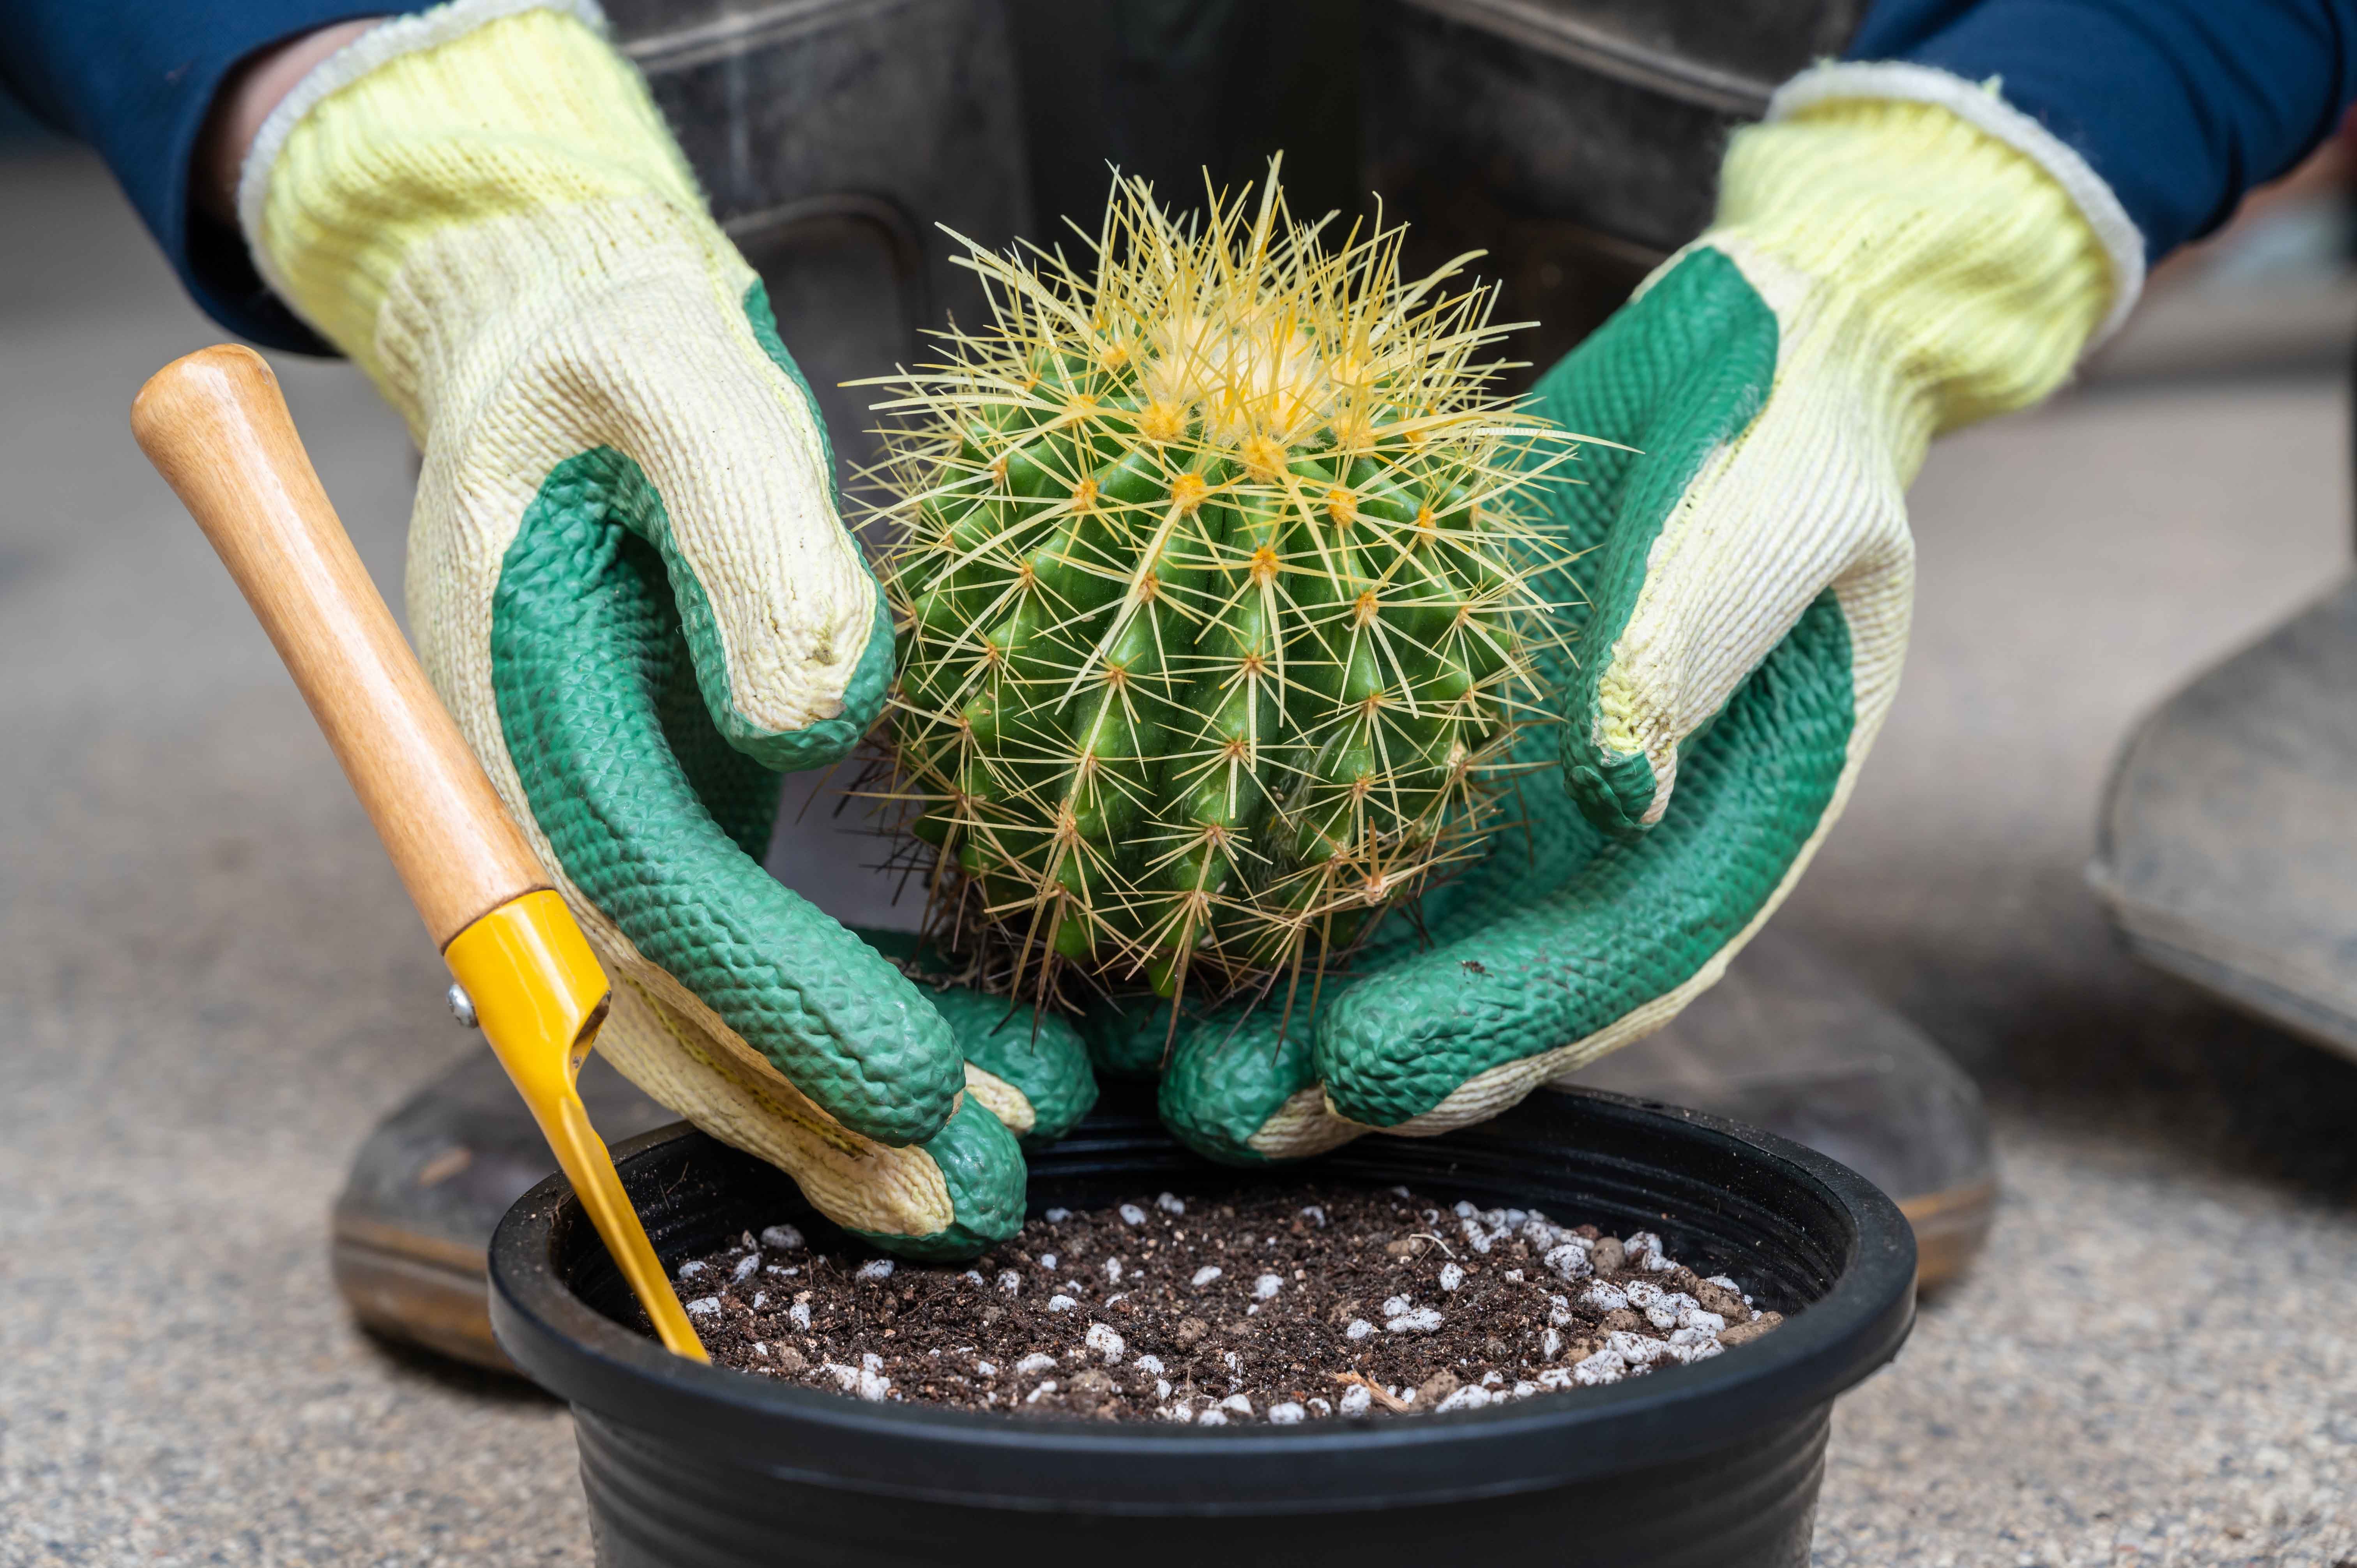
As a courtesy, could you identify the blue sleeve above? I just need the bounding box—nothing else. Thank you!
[0,1,422,353]
[1851,0,2357,259]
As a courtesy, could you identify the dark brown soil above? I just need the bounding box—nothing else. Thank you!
[676,1185,1783,1423]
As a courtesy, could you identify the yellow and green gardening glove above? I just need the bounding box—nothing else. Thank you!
[1111,67,2139,1162]
[241,0,1094,1257]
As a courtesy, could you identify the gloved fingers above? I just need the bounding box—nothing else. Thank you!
[1156,1002,1358,1167]
[852,930,1101,1150]
[1069,988,1362,1165]
[594,982,1025,1259]
[1311,588,1859,1135]
[933,992,1097,1150]
[487,450,966,1149]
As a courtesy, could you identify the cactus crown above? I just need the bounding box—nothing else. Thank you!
[861,164,1581,1015]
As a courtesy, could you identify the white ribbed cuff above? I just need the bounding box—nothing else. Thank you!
[1769,60,2146,349]
[236,0,610,314]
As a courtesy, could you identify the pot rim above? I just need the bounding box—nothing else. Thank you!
[489,1088,1916,1512]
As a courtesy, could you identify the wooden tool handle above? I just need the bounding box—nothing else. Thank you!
[132,345,549,948]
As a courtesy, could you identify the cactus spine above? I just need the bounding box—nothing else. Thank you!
[866,166,1576,1010]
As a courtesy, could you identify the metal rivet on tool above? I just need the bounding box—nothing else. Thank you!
[447,982,479,1028]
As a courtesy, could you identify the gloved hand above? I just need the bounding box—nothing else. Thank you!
[1105,68,2133,1161]
[242,0,1093,1256]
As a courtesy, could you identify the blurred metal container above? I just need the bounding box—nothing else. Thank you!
[605,0,1034,483]
[1367,0,1864,376]
[602,0,1866,446]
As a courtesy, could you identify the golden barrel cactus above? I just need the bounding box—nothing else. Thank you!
[864,166,1577,1010]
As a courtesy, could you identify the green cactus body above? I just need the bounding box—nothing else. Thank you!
[867,168,1578,1008]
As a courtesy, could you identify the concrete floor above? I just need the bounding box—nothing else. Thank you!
[3,148,2355,1566]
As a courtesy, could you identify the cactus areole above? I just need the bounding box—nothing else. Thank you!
[864,166,1582,1013]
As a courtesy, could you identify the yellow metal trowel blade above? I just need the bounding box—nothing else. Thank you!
[446,892,708,1361]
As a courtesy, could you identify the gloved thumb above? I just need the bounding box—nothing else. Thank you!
[1558,242,1913,837]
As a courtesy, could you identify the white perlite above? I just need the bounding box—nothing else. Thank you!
[759,1224,804,1251]
[1624,1231,1671,1271]
[855,1259,894,1282]
[1048,1295,1078,1312]
[1191,1266,1223,1287]
[1085,1324,1125,1361]
[1339,1383,1374,1416]
[788,1302,812,1331]
[1438,1262,1465,1292]
[1544,1243,1592,1281]
[1345,1318,1375,1341]
[823,1354,891,1402]
[731,1254,760,1283]
[1014,1353,1057,1376]
[1157,1193,1186,1215]
[1626,1280,1696,1329]
[1386,1306,1445,1333]
[684,1296,721,1317]
[1574,1349,1626,1386]
[1254,1274,1283,1300]
[1118,1203,1148,1225]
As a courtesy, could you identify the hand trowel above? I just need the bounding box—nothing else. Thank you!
[131,344,707,1363]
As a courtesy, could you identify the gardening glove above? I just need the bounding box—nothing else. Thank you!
[242,0,1093,1256]
[1106,67,2137,1161]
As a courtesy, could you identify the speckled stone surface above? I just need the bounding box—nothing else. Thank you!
[4,150,2354,1565]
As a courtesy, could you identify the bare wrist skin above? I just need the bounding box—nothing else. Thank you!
[196,18,383,223]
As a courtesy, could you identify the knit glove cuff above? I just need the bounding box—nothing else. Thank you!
[1712,64,2136,467]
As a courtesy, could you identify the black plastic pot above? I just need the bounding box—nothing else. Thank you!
[490,1086,1915,1567]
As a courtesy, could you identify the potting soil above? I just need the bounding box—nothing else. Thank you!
[675,1186,1783,1423]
